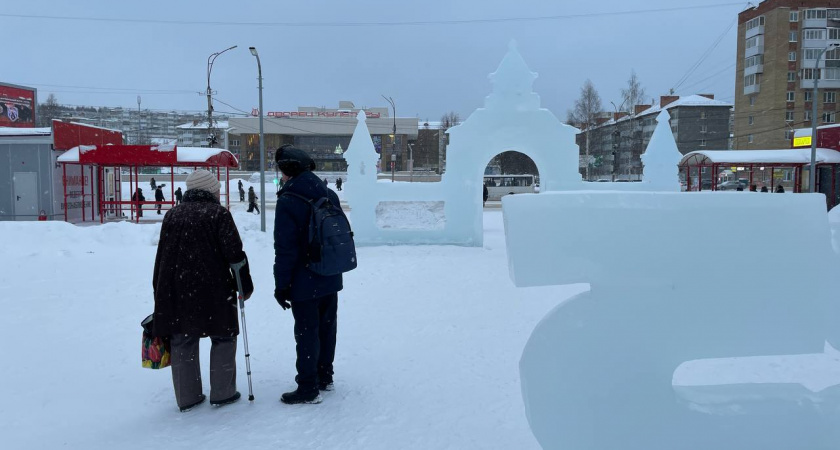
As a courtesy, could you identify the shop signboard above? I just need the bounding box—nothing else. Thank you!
[0,83,37,128]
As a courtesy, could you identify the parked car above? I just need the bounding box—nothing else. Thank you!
[717,180,748,190]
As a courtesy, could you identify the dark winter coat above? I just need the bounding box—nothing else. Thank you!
[174,188,183,201]
[274,170,343,301]
[152,189,254,337]
[154,188,165,202]
[483,185,489,202]
[248,189,257,203]
[132,191,145,202]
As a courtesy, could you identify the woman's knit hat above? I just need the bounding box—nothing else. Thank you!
[185,169,220,193]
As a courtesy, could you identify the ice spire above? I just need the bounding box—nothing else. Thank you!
[485,40,540,110]
[641,110,682,191]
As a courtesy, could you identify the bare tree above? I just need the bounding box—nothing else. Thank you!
[621,70,646,114]
[567,80,603,180]
[37,93,61,127]
[438,111,461,173]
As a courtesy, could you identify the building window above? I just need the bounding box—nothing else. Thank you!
[700,111,706,119]
[824,112,836,123]
[230,139,240,146]
[804,29,827,40]
[791,11,799,22]
[786,91,795,102]
[806,9,827,20]
[802,68,820,80]
[830,28,840,40]
[805,110,812,121]
[825,92,837,103]
[745,74,759,87]
[699,139,707,147]
[786,111,795,122]
[745,54,764,68]
[789,51,797,62]
[785,130,794,140]
[700,124,708,133]
[825,68,840,80]
[748,134,754,143]
[746,16,765,31]
[788,71,796,82]
[746,36,761,49]
[749,96,756,106]
[748,115,754,125]
[790,31,798,42]
[805,91,813,101]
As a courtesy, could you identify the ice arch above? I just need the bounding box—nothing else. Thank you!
[343,41,580,246]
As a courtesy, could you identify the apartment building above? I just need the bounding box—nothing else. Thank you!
[576,94,732,180]
[735,0,840,149]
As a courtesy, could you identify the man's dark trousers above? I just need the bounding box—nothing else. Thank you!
[290,293,338,392]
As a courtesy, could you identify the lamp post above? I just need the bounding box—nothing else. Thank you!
[382,95,396,182]
[206,45,237,148]
[810,43,840,193]
[249,46,266,232]
[609,99,627,182]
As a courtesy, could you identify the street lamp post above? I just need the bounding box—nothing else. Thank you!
[206,45,237,148]
[810,43,840,193]
[382,95,396,182]
[249,46,266,232]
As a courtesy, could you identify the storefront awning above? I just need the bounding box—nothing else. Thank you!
[680,148,840,166]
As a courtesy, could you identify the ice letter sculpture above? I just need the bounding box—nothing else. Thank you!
[343,41,580,246]
[503,190,840,449]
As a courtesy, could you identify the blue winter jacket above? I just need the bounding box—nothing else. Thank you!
[274,170,343,301]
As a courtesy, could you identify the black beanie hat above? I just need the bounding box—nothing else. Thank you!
[275,144,316,177]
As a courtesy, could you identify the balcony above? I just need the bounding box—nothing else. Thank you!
[800,79,840,89]
[745,45,764,58]
[744,64,764,76]
[745,24,764,39]
[743,84,761,95]
[804,18,828,28]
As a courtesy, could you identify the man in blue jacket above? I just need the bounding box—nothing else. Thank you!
[273,144,343,404]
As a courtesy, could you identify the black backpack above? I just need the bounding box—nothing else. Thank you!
[283,192,357,276]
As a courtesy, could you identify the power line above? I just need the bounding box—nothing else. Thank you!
[672,14,740,92]
[0,3,747,28]
[23,82,195,94]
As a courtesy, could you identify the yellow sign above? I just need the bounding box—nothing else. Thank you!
[793,136,812,147]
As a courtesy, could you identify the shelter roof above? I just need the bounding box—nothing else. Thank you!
[680,148,840,166]
[56,144,238,168]
[0,127,51,136]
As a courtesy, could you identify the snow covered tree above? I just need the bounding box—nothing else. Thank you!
[37,94,61,127]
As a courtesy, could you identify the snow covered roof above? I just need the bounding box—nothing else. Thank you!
[56,144,238,167]
[636,95,732,118]
[0,127,51,136]
[680,148,840,166]
[176,121,230,129]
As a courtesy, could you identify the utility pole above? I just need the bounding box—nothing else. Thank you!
[382,95,396,182]
[206,45,237,148]
[136,95,141,145]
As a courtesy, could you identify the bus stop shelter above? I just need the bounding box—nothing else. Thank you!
[680,148,840,200]
[56,144,238,223]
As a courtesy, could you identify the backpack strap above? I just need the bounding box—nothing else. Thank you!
[281,191,318,244]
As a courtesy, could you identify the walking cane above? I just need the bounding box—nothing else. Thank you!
[230,260,255,402]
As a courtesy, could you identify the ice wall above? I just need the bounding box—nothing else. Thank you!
[504,191,840,449]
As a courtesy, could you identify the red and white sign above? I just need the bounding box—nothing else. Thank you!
[253,110,381,119]
[0,83,36,128]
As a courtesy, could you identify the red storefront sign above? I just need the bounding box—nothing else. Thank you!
[0,83,37,128]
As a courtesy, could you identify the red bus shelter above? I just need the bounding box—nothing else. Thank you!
[57,144,239,223]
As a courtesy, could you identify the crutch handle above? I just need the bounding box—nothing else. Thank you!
[230,259,247,307]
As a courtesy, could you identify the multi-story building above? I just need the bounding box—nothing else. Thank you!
[735,1,840,149]
[230,101,419,172]
[175,120,231,148]
[576,94,732,180]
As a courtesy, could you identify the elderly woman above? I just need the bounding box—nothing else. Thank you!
[152,169,254,412]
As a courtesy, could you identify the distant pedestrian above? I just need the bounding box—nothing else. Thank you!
[132,188,145,218]
[749,184,757,192]
[150,177,157,191]
[155,186,165,214]
[152,169,254,412]
[324,178,329,186]
[238,180,245,202]
[174,187,183,206]
[483,183,489,206]
[760,186,769,193]
[247,186,260,214]
[775,184,785,193]
[736,185,744,191]
[335,177,343,191]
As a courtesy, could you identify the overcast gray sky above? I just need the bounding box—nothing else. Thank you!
[3,0,746,121]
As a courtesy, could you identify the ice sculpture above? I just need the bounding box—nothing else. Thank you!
[640,110,682,191]
[343,41,580,246]
[504,191,840,449]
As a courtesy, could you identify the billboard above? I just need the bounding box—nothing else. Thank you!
[0,83,36,128]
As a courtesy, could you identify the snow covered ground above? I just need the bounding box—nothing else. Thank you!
[0,207,583,449]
